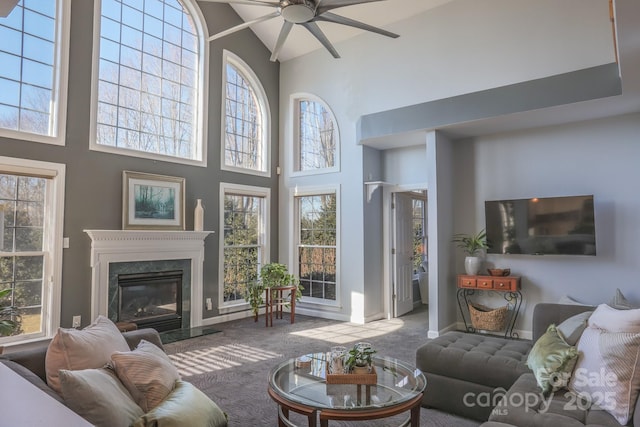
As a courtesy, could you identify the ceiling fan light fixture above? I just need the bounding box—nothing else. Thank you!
[281,0,315,23]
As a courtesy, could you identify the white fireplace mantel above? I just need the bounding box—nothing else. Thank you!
[85,230,213,328]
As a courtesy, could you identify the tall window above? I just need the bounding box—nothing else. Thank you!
[296,192,337,301]
[92,0,207,164]
[0,157,65,344]
[293,96,339,174]
[222,51,269,176]
[220,184,269,306]
[411,194,427,274]
[0,0,69,145]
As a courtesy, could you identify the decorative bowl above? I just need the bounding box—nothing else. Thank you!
[487,268,511,277]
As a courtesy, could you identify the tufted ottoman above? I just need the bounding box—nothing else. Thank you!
[415,332,532,421]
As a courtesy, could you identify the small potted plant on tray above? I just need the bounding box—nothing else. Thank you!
[345,342,376,374]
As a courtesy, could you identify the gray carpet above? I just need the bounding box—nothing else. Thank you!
[164,305,480,427]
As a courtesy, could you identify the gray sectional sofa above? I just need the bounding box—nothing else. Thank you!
[416,303,640,426]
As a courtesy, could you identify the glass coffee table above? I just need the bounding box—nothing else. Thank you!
[268,352,426,427]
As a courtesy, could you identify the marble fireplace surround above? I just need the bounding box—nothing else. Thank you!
[85,230,212,328]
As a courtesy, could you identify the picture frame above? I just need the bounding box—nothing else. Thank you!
[122,171,185,230]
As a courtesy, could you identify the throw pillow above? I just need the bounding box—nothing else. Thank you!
[609,288,634,310]
[588,303,640,333]
[131,380,228,427]
[527,324,578,395]
[111,339,180,412]
[557,310,593,345]
[45,315,130,394]
[569,325,640,425]
[558,295,593,306]
[59,367,144,427]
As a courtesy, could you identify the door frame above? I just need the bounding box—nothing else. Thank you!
[382,183,428,319]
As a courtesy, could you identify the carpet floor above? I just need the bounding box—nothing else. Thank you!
[164,305,481,427]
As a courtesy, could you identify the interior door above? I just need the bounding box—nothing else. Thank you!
[393,193,414,317]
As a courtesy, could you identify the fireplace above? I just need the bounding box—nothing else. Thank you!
[117,270,183,332]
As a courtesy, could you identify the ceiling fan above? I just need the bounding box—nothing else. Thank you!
[201,0,399,61]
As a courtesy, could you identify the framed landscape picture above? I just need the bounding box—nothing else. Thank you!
[122,171,185,230]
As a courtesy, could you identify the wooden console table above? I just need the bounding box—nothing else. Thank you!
[456,275,523,338]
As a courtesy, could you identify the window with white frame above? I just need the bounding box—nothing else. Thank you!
[293,96,338,173]
[0,0,70,145]
[222,51,270,175]
[411,193,427,275]
[220,183,269,306]
[92,0,207,164]
[295,191,337,301]
[0,156,65,344]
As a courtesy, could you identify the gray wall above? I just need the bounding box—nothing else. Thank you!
[0,0,279,327]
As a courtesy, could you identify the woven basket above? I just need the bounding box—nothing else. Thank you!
[468,303,509,331]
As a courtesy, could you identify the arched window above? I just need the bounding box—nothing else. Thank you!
[222,51,270,176]
[0,0,70,145]
[91,0,208,165]
[292,95,339,174]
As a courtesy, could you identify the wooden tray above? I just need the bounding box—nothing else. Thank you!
[326,363,377,385]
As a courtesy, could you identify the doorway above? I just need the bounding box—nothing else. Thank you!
[392,190,428,318]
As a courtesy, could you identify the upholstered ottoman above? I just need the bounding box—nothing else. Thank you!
[415,332,532,421]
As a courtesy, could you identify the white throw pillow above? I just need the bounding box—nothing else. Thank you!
[557,311,592,346]
[569,326,640,425]
[588,303,640,333]
[45,315,130,394]
[558,295,593,306]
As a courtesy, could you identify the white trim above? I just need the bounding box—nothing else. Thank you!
[220,50,271,177]
[0,156,65,345]
[88,0,209,167]
[0,0,71,146]
[287,93,341,178]
[218,182,271,309]
[84,230,213,328]
[290,184,341,307]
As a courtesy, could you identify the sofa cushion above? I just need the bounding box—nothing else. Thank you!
[527,324,578,395]
[111,339,181,412]
[131,380,228,427]
[416,332,532,389]
[489,373,622,427]
[569,324,640,425]
[59,367,144,427]
[45,315,130,394]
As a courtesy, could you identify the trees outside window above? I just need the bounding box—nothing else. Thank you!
[92,0,207,164]
[296,192,338,301]
[222,51,270,176]
[220,183,269,307]
[0,157,65,344]
[292,96,339,174]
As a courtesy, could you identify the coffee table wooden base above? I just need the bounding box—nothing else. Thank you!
[269,387,423,427]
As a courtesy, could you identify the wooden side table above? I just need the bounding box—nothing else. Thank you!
[265,286,297,327]
[456,274,523,338]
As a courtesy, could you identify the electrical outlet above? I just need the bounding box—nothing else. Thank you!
[72,315,81,328]
[206,298,213,311]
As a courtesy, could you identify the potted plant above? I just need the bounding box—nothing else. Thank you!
[345,342,377,374]
[0,288,20,337]
[245,263,303,322]
[452,229,489,275]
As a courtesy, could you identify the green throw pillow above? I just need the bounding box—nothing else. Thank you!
[527,324,578,395]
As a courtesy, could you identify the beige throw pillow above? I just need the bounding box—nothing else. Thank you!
[588,303,640,333]
[111,339,180,412]
[59,367,144,427]
[569,325,640,425]
[45,315,130,394]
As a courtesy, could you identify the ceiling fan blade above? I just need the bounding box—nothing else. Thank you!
[270,21,294,62]
[301,22,340,59]
[317,0,385,15]
[198,0,280,6]
[208,11,280,42]
[313,12,399,38]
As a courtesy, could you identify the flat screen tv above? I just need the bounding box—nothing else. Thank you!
[485,195,596,255]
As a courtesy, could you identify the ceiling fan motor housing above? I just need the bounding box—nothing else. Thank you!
[281,0,316,23]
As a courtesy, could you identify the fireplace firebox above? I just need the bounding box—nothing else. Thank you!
[117,270,183,332]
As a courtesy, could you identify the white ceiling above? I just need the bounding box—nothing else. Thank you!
[227,0,453,62]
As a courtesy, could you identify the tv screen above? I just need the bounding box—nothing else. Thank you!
[485,195,596,255]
